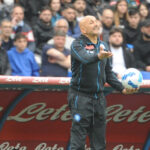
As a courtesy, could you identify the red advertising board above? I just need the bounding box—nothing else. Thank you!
[0,76,150,150]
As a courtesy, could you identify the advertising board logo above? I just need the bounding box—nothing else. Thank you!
[59,78,70,84]
[6,76,22,82]
[0,103,150,123]
[32,78,49,83]
[113,144,140,150]
[0,142,65,150]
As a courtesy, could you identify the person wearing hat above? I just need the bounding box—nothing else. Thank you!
[133,19,150,79]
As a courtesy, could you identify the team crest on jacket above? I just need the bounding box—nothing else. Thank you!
[85,45,94,54]
[74,114,81,122]
[85,45,94,50]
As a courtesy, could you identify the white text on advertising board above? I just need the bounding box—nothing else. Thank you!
[0,103,150,123]
[0,142,91,150]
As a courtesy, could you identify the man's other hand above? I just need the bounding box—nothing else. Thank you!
[122,88,139,94]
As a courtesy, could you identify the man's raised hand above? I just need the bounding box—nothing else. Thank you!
[98,45,113,60]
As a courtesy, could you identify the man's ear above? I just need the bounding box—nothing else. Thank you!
[80,25,86,34]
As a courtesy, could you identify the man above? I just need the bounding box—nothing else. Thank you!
[41,30,71,77]
[61,4,81,38]
[33,6,54,55]
[0,19,14,51]
[18,0,49,24]
[133,19,150,79]
[47,18,75,50]
[0,37,11,75]
[123,8,141,45]
[101,8,114,43]
[11,5,36,52]
[68,15,137,150]
[73,0,86,22]
[109,27,136,79]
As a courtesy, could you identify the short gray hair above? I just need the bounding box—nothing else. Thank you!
[55,18,69,28]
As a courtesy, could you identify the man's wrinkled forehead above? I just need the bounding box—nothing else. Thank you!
[86,16,96,22]
[80,16,96,25]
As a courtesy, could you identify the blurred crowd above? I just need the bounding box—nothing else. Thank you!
[0,0,150,79]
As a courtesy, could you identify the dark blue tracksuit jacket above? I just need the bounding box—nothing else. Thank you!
[70,34,124,99]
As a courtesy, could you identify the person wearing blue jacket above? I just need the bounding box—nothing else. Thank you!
[7,33,39,76]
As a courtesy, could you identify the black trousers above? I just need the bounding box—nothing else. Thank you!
[68,89,107,150]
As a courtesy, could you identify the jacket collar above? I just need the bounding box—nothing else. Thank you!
[80,34,101,46]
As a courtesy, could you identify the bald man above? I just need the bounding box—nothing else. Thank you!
[68,16,138,150]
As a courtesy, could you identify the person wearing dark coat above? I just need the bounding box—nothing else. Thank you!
[18,0,49,24]
[33,6,54,55]
[0,45,11,75]
[11,5,36,52]
[133,19,150,72]
[0,19,14,51]
[123,8,141,45]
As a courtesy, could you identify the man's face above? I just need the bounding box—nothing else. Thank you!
[102,9,114,28]
[12,6,24,23]
[55,21,68,33]
[128,14,140,28]
[40,10,52,23]
[1,21,12,37]
[109,32,123,47]
[63,8,76,22]
[54,36,66,49]
[74,0,86,13]
[14,38,27,52]
[83,17,100,36]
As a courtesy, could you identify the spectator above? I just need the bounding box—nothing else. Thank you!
[73,0,86,22]
[101,7,114,42]
[33,6,54,55]
[0,19,14,51]
[97,19,103,40]
[11,5,36,52]
[133,19,150,78]
[0,0,16,21]
[114,0,129,28]
[7,33,39,76]
[47,18,75,50]
[0,37,11,75]
[61,0,72,7]
[123,8,141,45]
[41,30,71,77]
[138,2,150,22]
[61,4,81,38]
[18,0,49,24]
[84,0,102,19]
[49,0,62,26]
[109,27,136,79]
